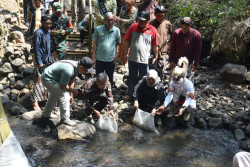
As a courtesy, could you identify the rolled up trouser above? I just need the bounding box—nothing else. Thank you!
[41,78,71,119]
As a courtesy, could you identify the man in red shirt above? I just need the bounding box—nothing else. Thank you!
[123,11,158,101]
[169,17,202,73]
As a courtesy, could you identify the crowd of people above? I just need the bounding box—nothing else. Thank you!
[19,1,249,165]
[24,0,203,127]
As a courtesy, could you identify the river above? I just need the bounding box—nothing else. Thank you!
[8,115,238,167]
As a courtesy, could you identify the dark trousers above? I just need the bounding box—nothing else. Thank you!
[86,96,109,115]
[96,60,115,87]
[128,61,148,96]
[80,27,94,43]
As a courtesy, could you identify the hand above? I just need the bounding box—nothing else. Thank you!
[92,56,96,65]
[170,62,175,70]
[83,28,88,32]
[191,64,196,72]
[52,51,57,60]
[109,110,114,118]
[39,64,43,67]
[152,58,156,64]
[134,100,139,110]
[151,109,156,116]
[61,30,66,36]
[113,55,118,64]
[156,105,164,115]
[94,110,101,119]
[70,97,74,105]
[175,107,185,117]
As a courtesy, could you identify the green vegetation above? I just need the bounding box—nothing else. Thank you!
[165,0,250,41]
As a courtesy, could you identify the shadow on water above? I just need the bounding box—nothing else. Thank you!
[8,116,239,167]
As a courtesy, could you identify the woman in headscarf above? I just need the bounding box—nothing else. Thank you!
[117,0,137,68]
[133,69,165,116]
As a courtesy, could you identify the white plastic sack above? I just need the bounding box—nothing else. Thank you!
[0,131,30,167]
[233,152,250,167]
[95,114,118,133]
[133,109,157,132]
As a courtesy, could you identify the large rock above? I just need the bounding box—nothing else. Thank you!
[22,110,42,121]
[12,58,24,67]
[0,62,13,74]
[9,31,25,43]
[57,122,96,140]
[18,94,33,110]
[233,129,245,141]
[246,71,250,82]
[220,63,247,83]
[208,117,223,129]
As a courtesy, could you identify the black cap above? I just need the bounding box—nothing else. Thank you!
[79,57,93,68]
[155,6,166,13]
[180,17,192,25]
[137,11,150,21]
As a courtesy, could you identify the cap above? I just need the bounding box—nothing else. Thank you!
[137,11,150,21]
[155,5,166,13]
[53,2,62,12]
[79,57,93,68]
[180,17,192,25]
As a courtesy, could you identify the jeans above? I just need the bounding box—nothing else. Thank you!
[41,78,70,119]
[96,60,115,86]
[127,61,149,96]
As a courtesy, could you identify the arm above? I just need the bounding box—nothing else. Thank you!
[169,31,177,69]
[193,31,202,70]
[92,41,97,63]
[78,19,84,30]
[133,78,144,110]
[33,32,43,66]
[106,82,114,117]
[153,45,158,60]
[123,40,130,63]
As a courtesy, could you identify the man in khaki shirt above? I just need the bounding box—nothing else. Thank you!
[150,5,173,58]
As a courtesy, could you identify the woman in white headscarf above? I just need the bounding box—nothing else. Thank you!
[133,69,165,116]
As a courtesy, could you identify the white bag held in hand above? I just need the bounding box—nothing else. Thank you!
[95,114,118,133]
[133,109,156,132]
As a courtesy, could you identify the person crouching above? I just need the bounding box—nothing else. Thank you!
[79,73,114,119]
[157,57,196,127]
[134,69,165,117]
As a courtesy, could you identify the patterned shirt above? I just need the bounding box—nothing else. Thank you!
[94,0,117,27]
[119,6,138,34]
[80,78,113,110]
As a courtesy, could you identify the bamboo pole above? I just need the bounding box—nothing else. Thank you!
[0,99,11,147]
[88,0,93,57]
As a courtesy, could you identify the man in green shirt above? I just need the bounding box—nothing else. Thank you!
[92,12,121,86]
[41,57,93,126]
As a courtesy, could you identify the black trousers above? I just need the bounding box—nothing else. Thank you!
[80,27,94,43]
[86,96,109,115]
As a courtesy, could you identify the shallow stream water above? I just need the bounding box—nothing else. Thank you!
[8,116,239,167]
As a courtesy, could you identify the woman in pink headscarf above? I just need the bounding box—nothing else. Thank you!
[117,0,137,68]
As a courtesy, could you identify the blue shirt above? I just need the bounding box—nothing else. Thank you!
[33,27,53,66]
[92,25,121,62]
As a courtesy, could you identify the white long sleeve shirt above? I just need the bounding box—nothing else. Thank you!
[164,78,196,108]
